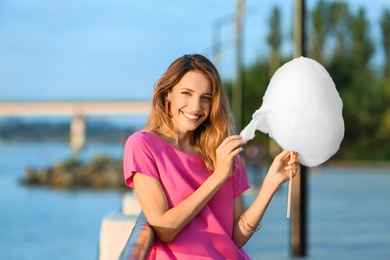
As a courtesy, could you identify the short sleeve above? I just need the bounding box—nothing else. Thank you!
[232,155,251,198]
[123,132,160,188]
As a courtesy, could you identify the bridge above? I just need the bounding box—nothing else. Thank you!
[0,100,151,116]
[0,100,151,151]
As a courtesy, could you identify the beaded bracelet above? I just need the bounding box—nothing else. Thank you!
[240,212,262,233]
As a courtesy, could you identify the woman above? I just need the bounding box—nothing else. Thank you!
[124,54,300,259]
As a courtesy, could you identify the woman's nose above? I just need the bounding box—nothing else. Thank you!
[189,97,202,110]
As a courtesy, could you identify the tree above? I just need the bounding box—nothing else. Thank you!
[380,9,390,78]
[242,59,269,130]
[348,8,375,86]
[223,3,390,160]
[372,8,390,159]
[326,2,354,93]
[310,0,332,64]
[267,6,282,76]
[330,2,350,60]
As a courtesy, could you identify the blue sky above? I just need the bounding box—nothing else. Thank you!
[0,0,389,103]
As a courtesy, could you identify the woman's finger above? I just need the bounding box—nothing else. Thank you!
[229,146,244,158]
[279,150,290,161]
[219,136,246,153]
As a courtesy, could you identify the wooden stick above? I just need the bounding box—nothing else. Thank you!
[287,151,293,218]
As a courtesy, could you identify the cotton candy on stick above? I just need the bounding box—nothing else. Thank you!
[240,57,344,218]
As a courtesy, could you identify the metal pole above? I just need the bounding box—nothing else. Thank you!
[292,0,307,256]
[212,14,234,68]
[233,0,244,130]
[294,0,305,58]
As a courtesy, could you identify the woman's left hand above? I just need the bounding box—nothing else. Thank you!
[265,150,300,188]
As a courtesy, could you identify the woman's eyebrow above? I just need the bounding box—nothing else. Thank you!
[180,87,212,96]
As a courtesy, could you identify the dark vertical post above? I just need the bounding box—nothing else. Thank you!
[291,167,307,256]
[293,0,305,58]
[292,0,307,257]
[233,0,244,130]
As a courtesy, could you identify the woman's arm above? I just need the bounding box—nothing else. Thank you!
[232,150,300,248]
[133,171,225,243]
[133,135,246,243]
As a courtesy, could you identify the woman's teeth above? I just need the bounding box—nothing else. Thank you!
[183,112,200,120]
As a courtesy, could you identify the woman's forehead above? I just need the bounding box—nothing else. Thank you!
[173,71,212,93]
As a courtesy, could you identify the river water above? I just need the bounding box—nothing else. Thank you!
[0,142,389,259]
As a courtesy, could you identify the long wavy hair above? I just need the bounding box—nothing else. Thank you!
[144,54,236,171]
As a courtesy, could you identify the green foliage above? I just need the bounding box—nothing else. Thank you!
[225,3,390,162]
[92,154,111,164]
[267,6,281,51]
[64,156,82,168]
[380,9,390,77]
[242,60,269,128]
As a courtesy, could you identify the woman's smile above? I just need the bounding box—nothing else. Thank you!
[182,111,202,121]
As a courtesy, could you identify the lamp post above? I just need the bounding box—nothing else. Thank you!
[232,0,245,130]
[212,14,234,68]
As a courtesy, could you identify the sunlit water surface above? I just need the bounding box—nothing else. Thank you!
[1,142,389,260]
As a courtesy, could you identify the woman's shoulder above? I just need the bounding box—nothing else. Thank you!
[126,130,170,149]
[126,131,158,143]
[127,130,153,139]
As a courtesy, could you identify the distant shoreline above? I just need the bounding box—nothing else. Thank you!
[0,118,138,143]
[323,160,390,170]
[2,140,389,171]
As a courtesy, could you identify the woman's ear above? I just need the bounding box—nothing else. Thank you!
[165,91,171,102]
[164,92,171,118]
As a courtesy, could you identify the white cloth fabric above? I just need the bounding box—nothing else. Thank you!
[240,57,344,167]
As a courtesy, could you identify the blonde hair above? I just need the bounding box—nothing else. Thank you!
[144,54,235,171]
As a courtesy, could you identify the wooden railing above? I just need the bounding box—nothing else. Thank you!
[119,212,155,260]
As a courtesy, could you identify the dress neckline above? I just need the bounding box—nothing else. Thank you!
[143,131,204,158]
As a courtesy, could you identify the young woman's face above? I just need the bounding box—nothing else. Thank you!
[167,70,212,135]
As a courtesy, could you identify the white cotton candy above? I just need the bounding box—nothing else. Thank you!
[240,57,344,167]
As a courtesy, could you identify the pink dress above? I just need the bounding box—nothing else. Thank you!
[124,131,251,259]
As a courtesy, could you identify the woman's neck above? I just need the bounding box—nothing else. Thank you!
[175,136,197,155]
[155,130,199,155]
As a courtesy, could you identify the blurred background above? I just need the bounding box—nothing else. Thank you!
[1,0,389,259]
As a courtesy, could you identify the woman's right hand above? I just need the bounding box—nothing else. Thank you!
[214,135,246,179]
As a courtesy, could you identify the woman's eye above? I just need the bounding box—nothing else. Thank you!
[202,96,212,102]
[181,91,191,95]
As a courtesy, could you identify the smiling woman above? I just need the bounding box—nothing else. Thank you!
[143,54,233,169]
[122,54,300,259]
